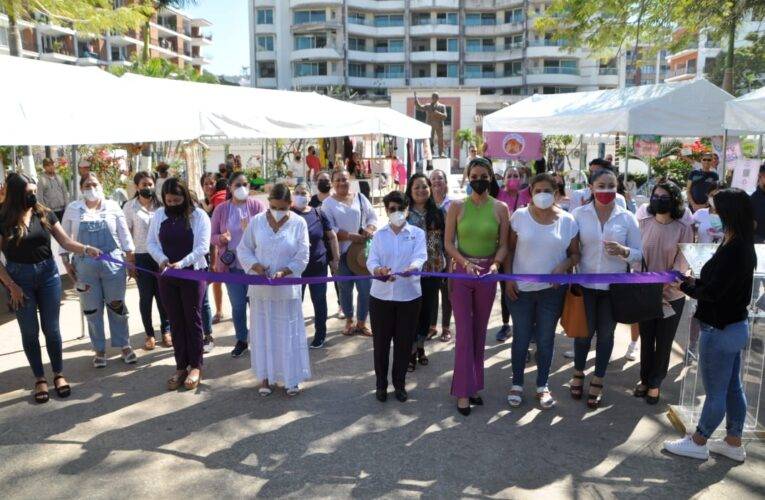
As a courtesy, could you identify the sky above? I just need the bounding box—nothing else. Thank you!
[184,0,249,76]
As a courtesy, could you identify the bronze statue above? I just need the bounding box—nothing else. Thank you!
[414,91,448,157]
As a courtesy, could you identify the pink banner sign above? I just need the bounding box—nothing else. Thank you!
[484,132,542,161]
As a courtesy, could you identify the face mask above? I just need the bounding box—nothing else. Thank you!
[165,204,184,217]
[469,179,490,195]
[709,213,723,232]
[593,190,616,205]
[532,192,555,210]
[24,193,37,208]
[650,197,673,215]
[317,179,331,193]
[270,208,288,222]
[505,178,521,191]
[82,188,102,202]
[293,195,309,210]
[233,186,249,201]
[389,211,407,227]
[138,188,154,199]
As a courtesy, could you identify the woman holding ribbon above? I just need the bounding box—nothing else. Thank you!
[444,157,510,415]
[0,173,100,403]
[238,183,310,396]
[405,173,446,370]
[292,183,339,348]
[61,173,137,368]
[428,169,453,342]
[211,172,265,358]
[147,178,211,391]
[505,173,580,410]
[570,168,642,409]
[634,181,693,405]
[123,171,170,351]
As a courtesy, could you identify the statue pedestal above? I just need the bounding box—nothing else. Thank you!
[431,157,451,171]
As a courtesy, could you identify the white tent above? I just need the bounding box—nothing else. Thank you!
[724,86,765,133]
[483,79,733,137]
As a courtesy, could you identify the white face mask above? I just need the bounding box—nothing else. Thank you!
[293,195,309,210]
[270,208,288,222]
[389,210,407,228]
[82,188,102,202]
[233,186,249,201]
[532,192,554,210]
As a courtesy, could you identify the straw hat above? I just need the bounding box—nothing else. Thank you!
[346,241,370,276]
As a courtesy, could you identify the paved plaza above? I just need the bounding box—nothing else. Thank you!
[0,280,762,499]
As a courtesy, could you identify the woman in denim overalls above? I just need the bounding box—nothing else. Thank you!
[61,174,136,368]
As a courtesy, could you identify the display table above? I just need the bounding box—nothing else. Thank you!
[668,244,765,440]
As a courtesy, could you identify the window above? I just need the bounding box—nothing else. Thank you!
[411,38,429,52]
[480,88,496,95]
[348,12,366,25]
[435,38,458,52]
[412,13,431,25]
[349,63,366,77]
[467,38,495,52]
[543,59,578,74]
[258,61,275,78]
[373,64,404,79]
[436,12,457,25]
[294,35,327,50]
[542,86,576,94]
[348,37,365,51]
[466,64,496,78]
[294,61,327,77]
[293,10,326,25]
[436,63,458,78]
[504,60,522,77]
[505,35,523,49]
[374,39,403,53]
[257,36,273,51]
[412,64,431,78]
[466,13,496,25]
[256,8,273,25]
[504,9,524,24]
[374,14,404,27]
[502,87,523,95]
[0,26,8,47]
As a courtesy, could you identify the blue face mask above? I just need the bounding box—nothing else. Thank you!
[709,213,723,232]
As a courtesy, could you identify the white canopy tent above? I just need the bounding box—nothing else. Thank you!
[483,79,733,137]
[724,87,765,134]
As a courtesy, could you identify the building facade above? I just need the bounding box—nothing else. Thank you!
[0,3,212,72]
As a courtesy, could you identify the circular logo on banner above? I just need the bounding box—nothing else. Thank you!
[503,133,525,156]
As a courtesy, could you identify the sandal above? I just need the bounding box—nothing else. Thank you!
[417,348,429,366]
[121,348,138,364]
[212,313,223,324]
[342,322,355,336]
[587,382,604,410]
[536,388,556,410]
[356,325,373,337]
[34,380,49,404]
[161,332,173,348]
[184,369,202,390]
[507,385,523,407]
[53,375,71,398]
[633,382,648,398]
[569,373,584,400]
[440,328,452,342]
[426,327,439,340]
[286,386,300,396]
[258,385,273,396]
[167,371,187,391]
[144,336,156,350]
[407,352,417,372]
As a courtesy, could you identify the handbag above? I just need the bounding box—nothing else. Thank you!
[561,284,589,338]
[610,258,664,324]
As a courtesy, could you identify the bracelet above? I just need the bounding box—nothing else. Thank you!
[82,245,90,255]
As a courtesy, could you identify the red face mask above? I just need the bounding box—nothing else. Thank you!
[505,178,521,191]
[594,190,616,205]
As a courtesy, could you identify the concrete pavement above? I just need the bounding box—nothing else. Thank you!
[0,280,762,499]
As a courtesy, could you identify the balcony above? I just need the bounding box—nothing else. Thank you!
[293,74,344,87]
[347,0,405,10]
[107,33,143,47]
[664,67,696,82]
[291,19,342,33]
[151,21,180,38]
[40,49,77,63]
[526,70,582,86]
[496,0,525,7]
[411,77,459,87]
[409,51,459,63]
[465,0,496,9]
[464,22,524,36]
[36,23,75,37]
[108,59,133,67]
[409,23,459,37]
[190,33,212,46]
[192,55,210,65]
[598,67,618,75]
[291,46,343,61]
[255,50,276,60]
[255,77,277,88]
[77,49,102,66]
[150,42,178,59]
[410,0,459,9]
[596,73,619,87]
[348,76,406,87]
[348,49,405,63]
[347,22,405,37]
[290,0,343,7]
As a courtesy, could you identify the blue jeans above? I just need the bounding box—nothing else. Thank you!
[225,267,249,343]
[574,288,616,378]
[201,286,213,336]
[6,259,63,377]
[76,254,129,352]
[696,320,749,438]
[302,282,328,344]
[338,252,370,322]
[509,286,566,387]
[134,253,169,338]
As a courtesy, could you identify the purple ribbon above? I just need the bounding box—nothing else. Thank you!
[98,254,680,286]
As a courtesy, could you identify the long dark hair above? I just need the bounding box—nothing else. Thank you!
[0,173,52,246]
[647,180,684,220]
[714,188,754,244]
[466,157,500,198]
[405,172,444,231]
[586,168,617,204]
[161,177,194,225]
[132,171,161,207]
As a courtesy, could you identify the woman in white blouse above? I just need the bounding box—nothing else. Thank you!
[60,173,136,368]
[123,171,170,351]
[147,178,211,391]
[570,168,642,409]
[237,183,310,396]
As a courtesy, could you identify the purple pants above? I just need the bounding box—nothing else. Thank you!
[450,259,496,398]
[158,275,206,370]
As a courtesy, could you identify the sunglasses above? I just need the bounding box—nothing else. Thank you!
[386,205,402,213]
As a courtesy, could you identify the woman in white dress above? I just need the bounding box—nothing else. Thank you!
[237,183,311,396]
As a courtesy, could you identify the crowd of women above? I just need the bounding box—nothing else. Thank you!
[0,152,758,463]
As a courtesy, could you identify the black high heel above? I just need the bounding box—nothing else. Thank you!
[417,348,429,366]
[457,404,471,416]
[587,382,603,410]
[469,396,484,406]
[646,389,660,405]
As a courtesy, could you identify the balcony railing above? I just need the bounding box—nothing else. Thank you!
[598,67,618,75]
[466,45,497,53]
[504,41,524,50]
[528,39,569,47]
[530,66,580,75]
[373,71,405,79]
[465,71,496,78]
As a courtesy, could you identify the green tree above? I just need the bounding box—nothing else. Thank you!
[109,56,218,83]
[707,33,765,96]
[141,1,197,63]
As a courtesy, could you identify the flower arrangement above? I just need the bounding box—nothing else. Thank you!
[78,146,125,196]
[55,157,72,183]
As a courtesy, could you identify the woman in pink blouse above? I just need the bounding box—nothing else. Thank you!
[635,180,694,405]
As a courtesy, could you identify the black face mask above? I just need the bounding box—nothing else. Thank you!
[469,179,491,195]
[317,179,331,193]
[165,204,184,217]
[138,188,154,199]
[24,193,37,208]
[650,197,673,215]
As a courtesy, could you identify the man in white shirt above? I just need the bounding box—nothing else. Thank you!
[570,158,627,210]
[367,191,427,403]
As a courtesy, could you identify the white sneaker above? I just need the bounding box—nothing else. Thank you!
[625,342,638,361]
[203,335,215,354]
[563,350,575,359]
[663,435,709,460]
[707,439,746,462]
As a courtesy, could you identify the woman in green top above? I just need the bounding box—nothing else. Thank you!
[444,157,510,415]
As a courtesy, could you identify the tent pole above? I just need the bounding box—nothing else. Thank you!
[624,133,630,178]
[71,145,79,200]
[758,134,763,165]
[720,130,728,179]
[12,146,17,169]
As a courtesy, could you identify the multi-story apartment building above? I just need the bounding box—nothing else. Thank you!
[0,3,212,73]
